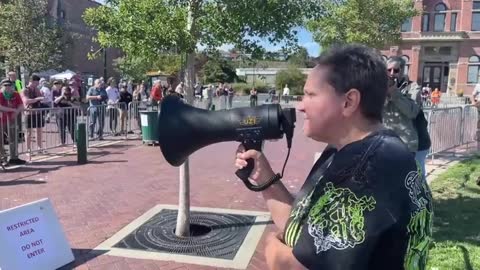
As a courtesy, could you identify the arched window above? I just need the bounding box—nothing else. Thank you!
[402,55,410,76]
[468,55,480,83]
[434,3,447,32]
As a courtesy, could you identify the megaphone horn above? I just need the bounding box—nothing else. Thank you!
[158,95,296,191]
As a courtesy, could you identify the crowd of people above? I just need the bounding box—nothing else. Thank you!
[0,74,85,167]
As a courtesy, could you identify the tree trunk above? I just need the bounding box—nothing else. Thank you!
[175,0,198,238]
[175,159,190,237]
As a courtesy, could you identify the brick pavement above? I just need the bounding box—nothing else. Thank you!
[0,117,323,270]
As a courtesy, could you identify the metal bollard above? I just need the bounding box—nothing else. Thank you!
[76,122,87,164]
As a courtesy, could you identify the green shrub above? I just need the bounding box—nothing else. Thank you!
[275,67,306,96]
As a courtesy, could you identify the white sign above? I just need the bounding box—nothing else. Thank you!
[141,114,148,127]
[0,198,74,270]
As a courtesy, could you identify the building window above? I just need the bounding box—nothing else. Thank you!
[439,46,451,55]
[60,10,66,19]
[401,18,412,32]
[422,14,430,31]
[467,56,480,84]
[473,1,480,31]
[434,3,447,32]
[425,46,437,55]
[402,55,410,76]
[450,13,457,31]
[474,1,480,10]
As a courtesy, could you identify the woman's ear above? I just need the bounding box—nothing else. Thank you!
[342,89,361,117]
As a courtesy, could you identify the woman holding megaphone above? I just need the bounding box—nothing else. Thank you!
[234,45,433,270]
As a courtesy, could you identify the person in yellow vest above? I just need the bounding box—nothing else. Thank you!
[7,71,23,93]
[7,71,24,136]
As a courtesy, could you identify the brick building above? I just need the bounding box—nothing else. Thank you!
[381,0,480,96]
[48,0,121,79]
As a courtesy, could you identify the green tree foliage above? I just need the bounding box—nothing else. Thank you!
[287,46,310,68]
[202,56,238,84]
[0,0,66,75]
[83,0,319,86]
[307,0,419,49]
[276,67,306,95]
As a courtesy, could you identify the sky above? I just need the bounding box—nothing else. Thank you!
[94,0,320,56]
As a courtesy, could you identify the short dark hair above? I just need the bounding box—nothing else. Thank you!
[107,77,115,85]
[315,44,388,122]
[30,75,40,82]
[387,56,406,72]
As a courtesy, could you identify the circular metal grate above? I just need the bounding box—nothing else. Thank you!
[114,209,257,260]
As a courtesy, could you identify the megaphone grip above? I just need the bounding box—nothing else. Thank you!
[236,158,255,183]
[236,140,280,192]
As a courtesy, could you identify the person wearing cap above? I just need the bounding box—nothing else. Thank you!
[21,75,46,154]
[8,71,24,135]
[7,71,23,93]
[0,79,26,165]
[39,78,53,123]
[68,79,81,99]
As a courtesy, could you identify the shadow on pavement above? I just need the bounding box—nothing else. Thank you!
[0,159,128,184]
[0,179,47,186]
[58,248,109,270]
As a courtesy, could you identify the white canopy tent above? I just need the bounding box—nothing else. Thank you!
[33,69,59,79]
[50,70,76,81]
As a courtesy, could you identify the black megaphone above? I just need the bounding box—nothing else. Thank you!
[157,95,296,191]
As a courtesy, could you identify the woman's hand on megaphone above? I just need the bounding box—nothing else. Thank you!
[235,144,275,184]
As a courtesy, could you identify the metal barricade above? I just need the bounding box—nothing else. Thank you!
[428,106,463,159]
[127,101,148,134]
[461,105,479,146]
[1,110,23,166]
[0,107,86,160]
[86,103,127,145]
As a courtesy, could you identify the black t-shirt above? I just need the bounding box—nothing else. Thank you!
[283,129,433,270]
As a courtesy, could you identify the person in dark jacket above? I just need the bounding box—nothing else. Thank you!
[119,86,133,134]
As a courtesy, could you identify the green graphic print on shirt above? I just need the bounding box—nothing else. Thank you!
[284,182,376,251]
[284,188,315,247]
[307,182,376,253]
[403,169,433,270]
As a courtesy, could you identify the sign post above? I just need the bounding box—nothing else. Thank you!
[0,198,74,270]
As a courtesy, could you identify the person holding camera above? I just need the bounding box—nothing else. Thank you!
[234,45,432,270]
[54,86,80,145]
[21,75,46,154]
[383,56,431,179]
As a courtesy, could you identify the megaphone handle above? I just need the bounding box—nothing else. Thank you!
[236,140,274,192]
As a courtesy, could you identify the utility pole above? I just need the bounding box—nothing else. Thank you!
[103,48,107,79]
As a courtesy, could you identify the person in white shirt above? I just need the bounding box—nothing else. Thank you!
[205,84,213,110]
[39,78,53,122]
[473,83,480,105]
[106,77,120,135]
[283,84,290,103]
[175,82,186,98]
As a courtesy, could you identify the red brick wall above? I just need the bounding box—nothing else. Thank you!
[52,0,123,78]
[381,0,480,96]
